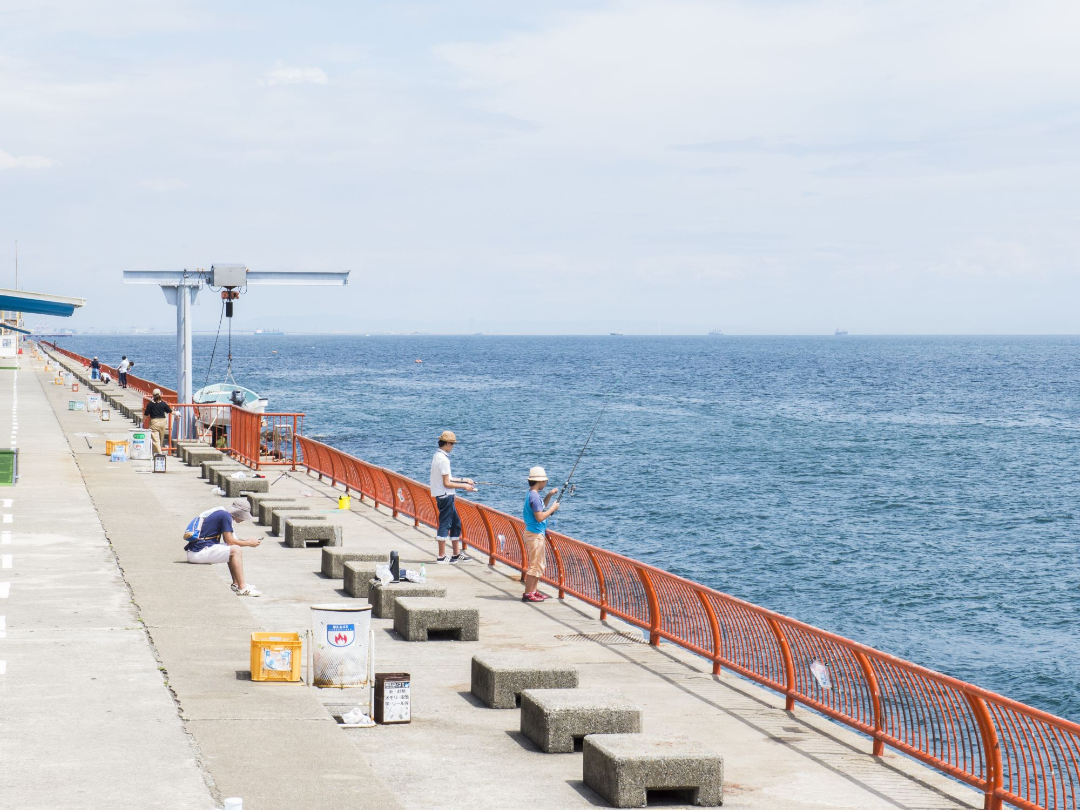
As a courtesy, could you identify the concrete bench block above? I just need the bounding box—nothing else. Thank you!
[201,459,241,479]
[471,654,579,709]
[322,548,385,579]
[271,510,324,537]
[246,493,294,512]
[343,562,379,597]
[520,689,643,754]
[368,581,446,619]
[284,519,341,549]
[210,466,252,488]
[182,446,221,465]
[222,476,270,498]
[258,499,311,526]
[393,597,479,641]
[583,735,723,808]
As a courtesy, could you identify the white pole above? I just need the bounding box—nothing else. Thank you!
[368,629,375,717]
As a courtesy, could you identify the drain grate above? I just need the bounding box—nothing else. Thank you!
[555,631,646,645]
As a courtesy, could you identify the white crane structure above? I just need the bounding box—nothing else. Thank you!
[123,265,350,404]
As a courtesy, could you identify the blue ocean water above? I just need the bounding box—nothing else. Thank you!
[63,334,1080,718]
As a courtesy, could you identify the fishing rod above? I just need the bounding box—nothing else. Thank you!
[555,394,612,504]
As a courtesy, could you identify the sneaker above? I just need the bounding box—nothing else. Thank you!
[435,555,450,564]
[234,585,262,597]
[533,591,551,601]
[522,591,546,603]
[450,553,471,564]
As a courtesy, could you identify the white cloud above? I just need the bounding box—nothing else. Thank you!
[0,148,55,170]
[263,65,329,87]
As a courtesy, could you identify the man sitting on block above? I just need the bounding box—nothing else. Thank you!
[183,500,263,596]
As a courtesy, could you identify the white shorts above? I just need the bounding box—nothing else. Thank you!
[186,544,231,564]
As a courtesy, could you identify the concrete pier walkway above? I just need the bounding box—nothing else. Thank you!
[10,346,987,809]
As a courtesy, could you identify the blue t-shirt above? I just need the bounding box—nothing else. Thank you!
[523,490,548,534]
[184,508,234,553]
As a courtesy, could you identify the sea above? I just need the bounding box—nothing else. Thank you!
[62,334,1080,719]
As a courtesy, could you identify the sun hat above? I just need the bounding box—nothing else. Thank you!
[228,500,253,522]
[439,430,458,444]
[152,388,162,396]
[528,466,548,482]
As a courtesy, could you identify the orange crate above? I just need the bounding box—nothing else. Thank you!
[250,632,302,682]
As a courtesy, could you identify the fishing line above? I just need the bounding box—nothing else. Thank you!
[556,391,613,504]
[203,298,226,388]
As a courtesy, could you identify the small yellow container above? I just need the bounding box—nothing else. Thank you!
[338,494,351,510]
[250,632,303,682]
[104,439,128,457]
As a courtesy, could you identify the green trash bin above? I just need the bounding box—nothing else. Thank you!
[0,448,18,486]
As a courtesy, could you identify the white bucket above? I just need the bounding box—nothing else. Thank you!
[311,604,371,688]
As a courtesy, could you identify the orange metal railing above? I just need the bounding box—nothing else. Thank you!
[293,433,1080,810]
[40,341,1080,810]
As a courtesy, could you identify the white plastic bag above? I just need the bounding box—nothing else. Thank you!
[374,565,392,585]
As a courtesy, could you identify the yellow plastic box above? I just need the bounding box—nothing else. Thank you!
[104,439,128,457]
[250,632,303,682]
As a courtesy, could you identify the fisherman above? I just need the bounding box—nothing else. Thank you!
[117,355,130,389]
[429,430,475,564]
[144,388,173,454]
[521,466,560,603]
[89,356,101,381]
[183,500,262,596]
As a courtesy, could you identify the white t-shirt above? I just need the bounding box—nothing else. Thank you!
[118,359,130,373]
[430,450,452,497]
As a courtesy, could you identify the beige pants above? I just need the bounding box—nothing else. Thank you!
[524,530,547,577]
[149,418,168,454]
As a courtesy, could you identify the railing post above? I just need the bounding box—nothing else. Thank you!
[586,549,607,621]
[697,591,723,675]
[478,507,498,566]
[853,650,885,756]
[766,617,798,711]
[291,415,297,471]
[964,693,1004,810]
[548,538,566,600]
[635,567,662,645]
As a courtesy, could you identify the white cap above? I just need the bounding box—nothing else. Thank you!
[528,466,548,482]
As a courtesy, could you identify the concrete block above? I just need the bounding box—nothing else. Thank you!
[583,734,723,808]
[258,499,311,526]
[209,466,251,488]
[321,548,385,579]
[284,519,341,549]
[368,581,446,619]
[222,476,269,498]
[182,446,221,465]
[343,562,379,597]
[272,510,324,537]
[393,597,479,642]
[520,689,643,754]
[201,459,241,479]
[246,492,294,512]
[471,654,579,709]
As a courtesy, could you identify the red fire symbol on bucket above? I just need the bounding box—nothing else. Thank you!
[334,633,348,645]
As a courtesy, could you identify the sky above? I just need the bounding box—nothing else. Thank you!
[1,0,1079,335]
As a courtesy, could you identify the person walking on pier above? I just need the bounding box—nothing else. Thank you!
[89,356,100,381]
[430,430,475,564]
[117,355,130,389]
[144,388,173,454]
[183,500,262,596]
[522,466,560,603]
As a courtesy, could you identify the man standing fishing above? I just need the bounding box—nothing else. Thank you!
[430,430,475,564]
[522,466,560,603]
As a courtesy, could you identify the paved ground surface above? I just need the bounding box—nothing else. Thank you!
[12,345,988,809]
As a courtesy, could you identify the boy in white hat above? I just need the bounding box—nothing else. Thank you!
[522,466,560,603]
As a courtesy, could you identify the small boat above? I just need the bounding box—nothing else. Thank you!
[610,331,624,336]
[708,329,723,336]
[192,382,268,425]
[834,328,848,336]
